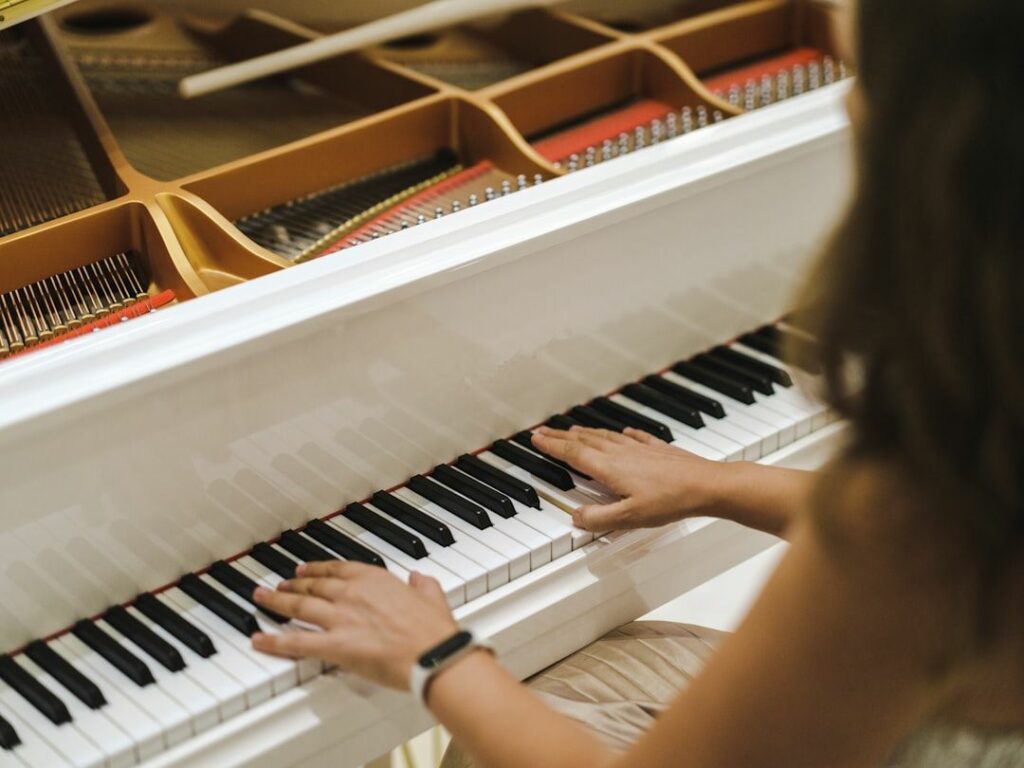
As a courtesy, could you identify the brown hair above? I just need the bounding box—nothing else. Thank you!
[794,0,1024,645]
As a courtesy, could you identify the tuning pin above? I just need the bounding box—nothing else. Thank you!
[650,118,663,144]
[501,179,512,196]
[435,206,444,219]
[792,64,806,96]
[728,84,741,107]
[417,213,427,225]
[485,187,496,201]
[776,69,790,100]
[697,105,708,128]
[567,157,579,173]
[761,74,775,107]
[823,56,836,85]
[534,173,544,186]
[713,110,724,123]
[602,139,615,161]
[516,174,528,191]
[618,132,630,155]
[584,146,597,167]
[451,200,461,212]
[808,61,821,90]
[681,106,693,134]
[634,125,646,150]
[372,231,381,239]
[744,79,757,110]
[401,219,410,229]
[665,112,678,138]
[553,161,562,170]
[469,193,479,206]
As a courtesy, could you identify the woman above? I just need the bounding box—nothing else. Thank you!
[252,0,1024,764]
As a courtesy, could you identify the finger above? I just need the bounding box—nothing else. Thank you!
[254,586,336,627]
[570,430,632,451]
[279,577,349,602]
[252,630,334,660]
[570,426,638,445]
[530,433,607,476]
[573,499,634,532]
[409,571,448,608]
[623,427,668,447]
[296,560,367,580]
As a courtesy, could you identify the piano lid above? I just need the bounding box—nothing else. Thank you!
[0,0,79,31]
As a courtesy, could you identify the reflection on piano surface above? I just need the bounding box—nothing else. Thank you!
[0,320,838,767]
[0,0,853,765]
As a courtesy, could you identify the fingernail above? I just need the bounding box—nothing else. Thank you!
[295,563,307,576]
[251,632,266,646]
[254,586,269,600]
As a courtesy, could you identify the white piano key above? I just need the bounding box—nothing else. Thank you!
[96,619,220,736]
[751,390,811,440]
[50,638,163,762]
[16,655,135,768]
[394,487,530,580]
[158,590,274,706]
[0,694,70,767]
[611,394,736,461]
[231,557,324,683]
[662,372,783,453]
[439,465,578,557]
[326,516,467,606]
[196,575,299,693]
[359,505,489,600]
[125,606,247,720]
[476,450,577,513]
[0,747,23,768]
[55,632,192,751]
[730,342,832,430]
[0,673,104,768]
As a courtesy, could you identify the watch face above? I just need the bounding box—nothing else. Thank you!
[419,631,474,669]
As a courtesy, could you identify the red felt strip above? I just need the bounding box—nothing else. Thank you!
[703,47,824,94]
[532,99,675,162]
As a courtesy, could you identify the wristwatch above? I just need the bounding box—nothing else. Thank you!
[409,630,493,705]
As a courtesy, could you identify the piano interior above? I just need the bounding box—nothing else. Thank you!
[0,0,845,360]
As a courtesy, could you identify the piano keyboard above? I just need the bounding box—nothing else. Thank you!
[0,252,171,360]
[0,30,107,237]
[531,99,725,172]
[0,320,834,767]
[705,48,850,112]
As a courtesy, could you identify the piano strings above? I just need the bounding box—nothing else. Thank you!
[703,48,850,111]
[0,29,107,238]
[0,252,171,360]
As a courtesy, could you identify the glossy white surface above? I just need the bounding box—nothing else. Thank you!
[0,83,852,652]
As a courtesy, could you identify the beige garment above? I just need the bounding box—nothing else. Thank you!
[440,621,724,767]
[440,621,1024,768]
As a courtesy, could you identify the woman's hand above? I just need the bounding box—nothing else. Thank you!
[531,426,731,532]
[252,561,458,690]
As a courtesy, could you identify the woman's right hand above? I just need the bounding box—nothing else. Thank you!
[530,426,733,532]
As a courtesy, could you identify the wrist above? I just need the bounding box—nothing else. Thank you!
[410,629,494,705]
[423,647,497,708]
[690,459,748,518]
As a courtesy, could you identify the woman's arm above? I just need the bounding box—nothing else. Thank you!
[531,426,813,538]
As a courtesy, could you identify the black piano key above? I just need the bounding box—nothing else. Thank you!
[278,530,339,565]
[642,375,726,419]
[621,383,705,428]
[545,414,580,431]
[568,405,627,432]
[135,593,216,659]
[408,475,493,529]
[741,328,782,358]
[208,562,289,624]
[711,346,792,387]
[510,431,592,480]
[590,398,674,442]
[341,505,426,560]
[178,574,259,639]
[0,712,19,750]
[672,360,755,404]
[371,491,455,546]
[455,454,541,509]
[104,606,186,673]
[24,641,106,710]
[305,519,389,566]
[0,656,71,725]
[490,439,575,492]
[72,621,155,688]
[694,353,774,396]
[433,464,516,519]
[250,542,298,580]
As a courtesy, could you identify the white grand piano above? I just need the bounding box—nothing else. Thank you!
[0,0,853,764]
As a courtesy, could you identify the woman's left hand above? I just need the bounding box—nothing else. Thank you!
[252,561,458,690]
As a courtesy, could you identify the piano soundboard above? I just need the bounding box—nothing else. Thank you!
[0,0,846,360]
[0,0,855,765]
